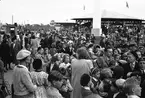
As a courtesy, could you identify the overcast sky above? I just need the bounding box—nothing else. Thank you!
[0,0,145,24]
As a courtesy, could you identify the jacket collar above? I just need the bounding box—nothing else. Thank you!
[128,95,140,98]
[17,64,28,71]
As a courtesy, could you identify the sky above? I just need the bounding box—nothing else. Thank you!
[0,0,145,24]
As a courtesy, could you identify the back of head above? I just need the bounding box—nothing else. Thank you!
[100,68,112,80]
[123,77,140,95]
[113,66,124,79]
[76,47,90,59]
[33,59,42,70]
[48,70,64,83]
[80,73,90,87]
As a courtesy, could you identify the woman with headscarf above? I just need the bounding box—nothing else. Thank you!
[71,47,93,98]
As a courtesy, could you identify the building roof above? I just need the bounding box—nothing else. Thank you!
[72,10,143,21]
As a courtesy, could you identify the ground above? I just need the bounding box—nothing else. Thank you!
[4,70,13,98]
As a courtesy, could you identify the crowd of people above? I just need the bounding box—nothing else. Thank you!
[0,25,145,98]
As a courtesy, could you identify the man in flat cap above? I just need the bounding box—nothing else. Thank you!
[12,49,37,98]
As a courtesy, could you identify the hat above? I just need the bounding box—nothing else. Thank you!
[116,79,126,88]
[16,49,31,60]
[68,40,73,44]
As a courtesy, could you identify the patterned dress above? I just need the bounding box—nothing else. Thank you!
[30,71,48,98]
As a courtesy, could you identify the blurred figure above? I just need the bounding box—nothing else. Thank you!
[71,47,93,98]
[46,71,64,98]
[124,78,141,98]
[0,35,11,70]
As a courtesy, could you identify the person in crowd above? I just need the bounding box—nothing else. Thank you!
[113,79,127,98]
[31,35,39,52]
[49,43,57,56]
[65,40,74,56]
[96,47,114,68]
[124,78,141,98]
[0,57,5,72]
[121,52,140,79]
[46,70,64,98]
[43,47,52,64]
[30,59,48,98]
[80,73,102,98]
[129,42,137,53]
[11,35,22,65]
[59,68,73,98]
[112,65,124,80]
[87,43,94,59]
[24,33,31,49]
[113,54,122,67]
[35,47,46,71]
[139,46,145,56]
[93,44,101,57]
[0,34,12,71]
[71,47,93,98]
[90,67,101,94]
[46,55,60,74]
[59,54,71,69]
[113,49,120,56]
[136,57,145,98]
[12,49,37,98]
[98,68,113,98]
[135,50,142,61]
[59,42,67,53]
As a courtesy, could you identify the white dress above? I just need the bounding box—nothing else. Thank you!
[30,71,48,98]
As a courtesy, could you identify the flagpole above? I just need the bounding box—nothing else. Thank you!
[12,15,14,24]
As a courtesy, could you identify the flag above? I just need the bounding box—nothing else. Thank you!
[126,1,129,8]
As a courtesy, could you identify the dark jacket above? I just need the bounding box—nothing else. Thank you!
[121,62,140,79]
[81,87,102,98]
[46,63,59,74]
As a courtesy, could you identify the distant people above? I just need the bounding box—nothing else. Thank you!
[0,36,11,70]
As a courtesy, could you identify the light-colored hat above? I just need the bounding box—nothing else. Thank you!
[68,40,73,44]
[116,79,126,88]
[16,49,31,60]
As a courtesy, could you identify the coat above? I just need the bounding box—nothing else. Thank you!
[46,63,59,74]
[70,59,93,98]
[121,62,140,79]
[81,87,102,98]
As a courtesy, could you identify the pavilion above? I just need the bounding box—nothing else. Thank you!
[72,10,143,27]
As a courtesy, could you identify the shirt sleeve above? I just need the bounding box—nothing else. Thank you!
[21,70,37,92]
[87,60,94,69]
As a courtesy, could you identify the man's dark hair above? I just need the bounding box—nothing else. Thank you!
[80,73,90,87]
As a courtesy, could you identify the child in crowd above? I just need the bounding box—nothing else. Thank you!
[30,59,49,98]
[90,67,101,94]
[59,54,71,69]
[80,73,102,98]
